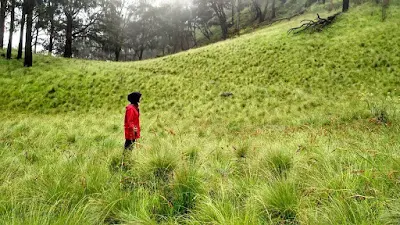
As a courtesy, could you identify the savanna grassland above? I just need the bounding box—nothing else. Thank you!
[1,3,400,224]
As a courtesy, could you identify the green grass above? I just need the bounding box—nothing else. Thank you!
[1,3,400,224]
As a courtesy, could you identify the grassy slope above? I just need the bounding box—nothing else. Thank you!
[1,3,400,224]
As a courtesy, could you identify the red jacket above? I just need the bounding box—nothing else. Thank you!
[124,104,140,140]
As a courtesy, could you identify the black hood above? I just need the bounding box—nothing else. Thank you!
[127,92,142,105]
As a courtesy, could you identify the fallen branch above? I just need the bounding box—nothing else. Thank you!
[288,12,341,34]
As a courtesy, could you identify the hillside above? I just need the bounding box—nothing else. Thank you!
[1,4,399,124]
[1,3,400,224]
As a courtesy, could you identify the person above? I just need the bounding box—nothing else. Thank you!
[124,92,141,150]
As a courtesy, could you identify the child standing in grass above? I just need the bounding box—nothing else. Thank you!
[124,92,141,150]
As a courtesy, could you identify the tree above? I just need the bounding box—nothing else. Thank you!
[46,1,57,55]
[97,0,131,61]
[342,0,349,12]
[24,0,35,67]
[39,0,63,55]
[192,0,214,40]
[17,0,26,59]
[59,0,98,58]
[208,0,230,40]
[0,0,6,49]
[158,3,195,54]
[271,0,275,19]
[187,6,198,47]
[236,0,241,34]
[251,0,270,23]
[126,2,162,60]
[33,3,46,53]
[230,0,235,24]
[6,0,15,59]
[46,1,56,55]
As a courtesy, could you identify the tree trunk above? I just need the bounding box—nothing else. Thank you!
[138,48,144,60]
[63,13,73,58]
[237,0,241,34]
[192,25,197,47]
[258,10,264,23]
[24,0,34,67]
[342,0,349,12]
[231,0,235,24]
[180,33,185,51]
[198,23,212,40]
[188,21,197,47]
[114,46,121,61]
[0,0,6,49]
[17,5,26,59]
[34,24,39,54]
[173,39,178,53]
[210,2,228,40]
[254,4,262,22]
[185,32,190,50]
[220,19,228,40]
[49,19,54,55]
[7,0,16,59]
[271,0,276,19]
[47,0,54,55]
[260,0,269,23]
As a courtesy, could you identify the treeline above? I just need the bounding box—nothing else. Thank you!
[0,0,385,66]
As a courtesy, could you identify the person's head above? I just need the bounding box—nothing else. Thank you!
[127,92,142,105]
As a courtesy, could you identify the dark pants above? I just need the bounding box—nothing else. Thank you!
[124,139,135,150]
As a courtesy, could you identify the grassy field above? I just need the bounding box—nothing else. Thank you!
[1,3,400,224]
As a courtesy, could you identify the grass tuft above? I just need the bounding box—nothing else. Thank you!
[265,150,293,178]
[256,181,299,224]
[149,152,177,182]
